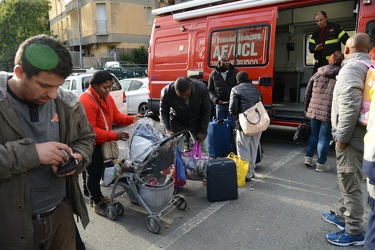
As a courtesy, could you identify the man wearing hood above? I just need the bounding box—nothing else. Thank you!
[208,55,238,120]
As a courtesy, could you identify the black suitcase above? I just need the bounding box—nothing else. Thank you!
[206,158,238,202]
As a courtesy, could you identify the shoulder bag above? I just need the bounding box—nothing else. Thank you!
[238,90,270,136]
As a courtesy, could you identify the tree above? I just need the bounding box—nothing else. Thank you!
[0,0,51,71]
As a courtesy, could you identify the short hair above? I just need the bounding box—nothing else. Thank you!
[175,77,191,93]
[89,70,113,85]
[14,34,73,79]
[218,55,228,62]
[315,11,327,19]
[330,51,344,66]
[236,71,249,84]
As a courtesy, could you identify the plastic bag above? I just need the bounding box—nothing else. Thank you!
[102,164,121,187]
[181,141,209,181]
[226,152,249,187]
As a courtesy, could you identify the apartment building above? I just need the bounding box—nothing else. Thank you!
[49,0,172,68]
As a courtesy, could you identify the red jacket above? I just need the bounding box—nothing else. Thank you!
[79,86,133,144]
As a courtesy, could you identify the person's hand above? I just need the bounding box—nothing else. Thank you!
[336,141,347,150]
[196,133,205,142]
[117,132,130,141]
[132,114,143,123]
[35,142,72,166]
[165,129,174,135]
[217,100,223,105]
[315,43,323,51]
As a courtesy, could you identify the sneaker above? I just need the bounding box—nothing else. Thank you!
[93,202,107,216]
[89,196,111,207]
[326,229,365,246]
[316,163,331,172]
[304,157,313,167]
[322,211,345,230]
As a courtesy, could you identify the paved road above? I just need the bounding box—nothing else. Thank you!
[77,125,369,250]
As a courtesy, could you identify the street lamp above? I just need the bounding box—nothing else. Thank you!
[77,0,83,68]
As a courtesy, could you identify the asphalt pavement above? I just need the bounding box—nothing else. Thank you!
[77,125,369,250]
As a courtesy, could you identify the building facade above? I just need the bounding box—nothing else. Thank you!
[49,0,172,68]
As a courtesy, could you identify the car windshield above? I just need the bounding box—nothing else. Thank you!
[61,80,71,90]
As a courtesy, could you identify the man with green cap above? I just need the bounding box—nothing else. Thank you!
[0,34,95,249]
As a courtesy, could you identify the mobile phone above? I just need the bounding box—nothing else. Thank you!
[56,154,78,175]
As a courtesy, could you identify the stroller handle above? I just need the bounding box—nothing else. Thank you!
[160,129,189,146]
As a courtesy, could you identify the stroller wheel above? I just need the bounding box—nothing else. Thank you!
[106,206,118,220]
[145,215,161,234]
[175,194,188,210]
[113,202,125,216]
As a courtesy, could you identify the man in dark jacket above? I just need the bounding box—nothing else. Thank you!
[208,55,238,120]
[309,11,349,74]
[160,77,211,150]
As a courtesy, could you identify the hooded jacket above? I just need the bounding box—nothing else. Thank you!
[305,64,341,123]
[0,72,95,249]
[331,53,372,152]
[208,64,238,104]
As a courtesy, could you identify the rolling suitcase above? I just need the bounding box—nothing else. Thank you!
[207,158,238,202]
[208,119,233,158]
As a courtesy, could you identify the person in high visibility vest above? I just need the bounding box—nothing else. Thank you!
[309,11,349,75]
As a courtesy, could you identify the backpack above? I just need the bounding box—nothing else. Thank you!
[357,60,375,126]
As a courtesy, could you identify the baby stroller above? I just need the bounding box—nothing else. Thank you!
[106,122,188,234]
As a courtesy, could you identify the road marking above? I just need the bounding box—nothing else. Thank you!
[147,146,304,249]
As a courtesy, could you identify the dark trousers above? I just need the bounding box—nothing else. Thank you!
[86,145,104,204]
[33,198,75,250]
[365,196,375,249]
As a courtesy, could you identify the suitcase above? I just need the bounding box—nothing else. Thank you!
[207,158,238,202]
[208,119,233,158]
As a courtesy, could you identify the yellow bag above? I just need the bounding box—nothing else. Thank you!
[226,152,249,187]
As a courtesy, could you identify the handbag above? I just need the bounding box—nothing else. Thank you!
[238,92,270,136]
[226,152,249,187]
[293,117,311,143]
[87,91,120,161]
[181,141,209,181]
[101,141,119,161]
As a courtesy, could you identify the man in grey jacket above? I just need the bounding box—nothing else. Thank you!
[0,35,95,249]
[323,33,372,247]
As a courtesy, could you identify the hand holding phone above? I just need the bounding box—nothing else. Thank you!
[56,150,78,175]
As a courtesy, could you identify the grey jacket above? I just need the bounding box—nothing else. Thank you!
[331,53,372,152]
[0,72,95,249]
[305,64,341,124]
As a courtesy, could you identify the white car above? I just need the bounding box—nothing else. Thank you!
[61,70,128,114]
[119,77,149,114]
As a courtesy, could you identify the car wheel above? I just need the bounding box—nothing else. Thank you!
[138,103,149,114]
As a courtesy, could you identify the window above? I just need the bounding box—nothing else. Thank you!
[128,80,143,91]
[147,7,152,26]
[304,30,355,66]
[366,21,375,46]
[97,3,107,34]
[209,25,270,67]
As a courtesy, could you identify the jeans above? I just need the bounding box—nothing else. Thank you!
[305,118,332,164]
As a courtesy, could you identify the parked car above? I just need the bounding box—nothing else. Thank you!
[104,61,147,79]
[119,77,149,114]
[103,61,135,80]
[61,69,128,114]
